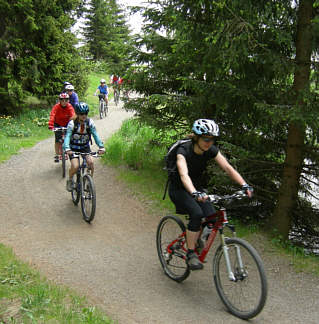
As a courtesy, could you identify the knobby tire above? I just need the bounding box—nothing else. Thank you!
[156,215,190,282]
[81,174,96,223]
[71,173,80,205]
[99,101,104,119]
[61,150,66,178]
[213,237,267,319]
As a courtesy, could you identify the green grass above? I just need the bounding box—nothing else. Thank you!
[0,109,51,163]
[102,119,175,212]
[0,244,112,323]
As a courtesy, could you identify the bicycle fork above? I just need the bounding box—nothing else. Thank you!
[220,229,245,282]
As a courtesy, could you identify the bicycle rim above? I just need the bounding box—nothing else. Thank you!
[156,215,190,282]
[81,174,96,223]
[213,237,267,319]
[71,174,80,205]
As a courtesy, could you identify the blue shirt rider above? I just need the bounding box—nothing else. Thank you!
[94,79,109,105]
[65,84,79,108]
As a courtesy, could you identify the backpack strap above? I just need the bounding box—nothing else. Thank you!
[162,178,170,200]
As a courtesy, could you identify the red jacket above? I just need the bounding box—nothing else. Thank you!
[48,103,75,129]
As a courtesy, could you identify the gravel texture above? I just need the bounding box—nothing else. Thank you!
[0,100,318,324]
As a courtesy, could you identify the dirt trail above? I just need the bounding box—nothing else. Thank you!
[0,100,318,324]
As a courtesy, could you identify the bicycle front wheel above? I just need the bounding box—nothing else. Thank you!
[99,101,104,119]
[114,91,119,106]
[81,174,96,223]
[61,150,66,178]
[156,215,190,282]
[104,101,108,116]
[213,237,267,319]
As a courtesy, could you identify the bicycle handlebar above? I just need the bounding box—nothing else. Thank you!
[52,127,68,132]
[207,190,247,204]
[72,152,101,158]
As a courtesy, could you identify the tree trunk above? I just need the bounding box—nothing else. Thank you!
[271,0,313,239]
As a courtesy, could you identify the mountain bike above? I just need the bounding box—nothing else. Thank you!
[53,127,68,178]
[113,86,120,106]
[98,94,108,119]
[156,190,267,320]
[70,152,100,223]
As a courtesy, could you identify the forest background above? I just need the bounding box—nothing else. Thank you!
[1,0,319,249]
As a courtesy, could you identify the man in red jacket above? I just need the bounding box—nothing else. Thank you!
[48,93,75,162]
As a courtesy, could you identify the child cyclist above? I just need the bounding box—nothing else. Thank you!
[63,102,105,192]
[48,93,75,163]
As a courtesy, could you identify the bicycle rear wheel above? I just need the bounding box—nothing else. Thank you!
[71,174,80,205]
[156,215,190,282]
[81,174,96,223]
[213,237,267,319]
[114,90,119,106]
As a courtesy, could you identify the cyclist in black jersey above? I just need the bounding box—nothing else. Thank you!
[169,119,253,270]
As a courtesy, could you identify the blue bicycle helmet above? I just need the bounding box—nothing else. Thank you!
[75,102,89,114]
[192,119,219,136]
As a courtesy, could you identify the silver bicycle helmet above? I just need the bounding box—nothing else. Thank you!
[192,119,219,136]
[65,84,74,90]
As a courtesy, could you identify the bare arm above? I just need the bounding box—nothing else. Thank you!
[176,154,196,194]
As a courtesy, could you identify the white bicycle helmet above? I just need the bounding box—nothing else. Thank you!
[192,119,219,136]
[65,84,74,90]
[100,79,106,83]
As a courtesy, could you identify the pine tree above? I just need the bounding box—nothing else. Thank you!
[83,0,132,73]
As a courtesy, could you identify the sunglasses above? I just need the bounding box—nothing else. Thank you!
[201,137,215,143]
[78,113,88,116]
[60,99,68,102]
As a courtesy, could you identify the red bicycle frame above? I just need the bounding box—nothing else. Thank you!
[167,208,231,263]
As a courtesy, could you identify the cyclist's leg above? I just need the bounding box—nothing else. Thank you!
[54,125,62,161]
[170,189,206,248]
[86,155,94,176]
[66,154,79,191]
[68,154,80,179]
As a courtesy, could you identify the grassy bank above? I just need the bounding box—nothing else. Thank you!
[0,244,111,323]
[103,118,319,276]
[0,109,51,163]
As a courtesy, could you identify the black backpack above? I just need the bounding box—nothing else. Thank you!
[162,138,192,200]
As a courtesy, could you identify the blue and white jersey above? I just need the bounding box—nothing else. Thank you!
[63,118,104,151]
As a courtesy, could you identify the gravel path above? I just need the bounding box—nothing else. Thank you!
[0,100,318,324]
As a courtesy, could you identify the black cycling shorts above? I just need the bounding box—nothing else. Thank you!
[169,185,216,232]
[54,123,65,143]
[69,147,91,160]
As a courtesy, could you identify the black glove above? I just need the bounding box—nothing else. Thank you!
[242,183,253,195]
[191,191,206,201]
